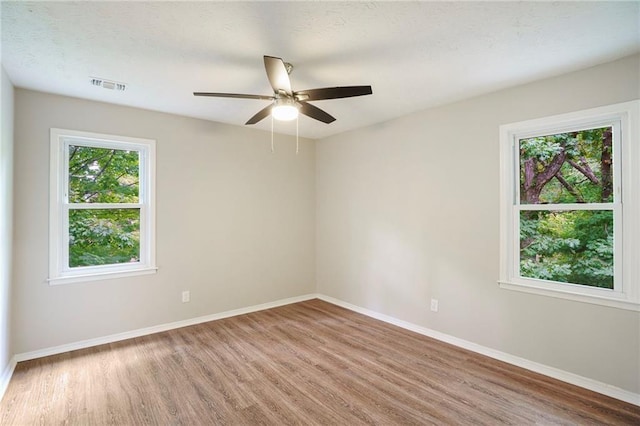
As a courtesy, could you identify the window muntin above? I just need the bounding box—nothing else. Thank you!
[499,101,639,310]
[50,129,156,284]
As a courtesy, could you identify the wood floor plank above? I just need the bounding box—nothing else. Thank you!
[1,299,638,425]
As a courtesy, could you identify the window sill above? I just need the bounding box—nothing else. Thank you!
[48,267,158,285]
[498,280,640,312]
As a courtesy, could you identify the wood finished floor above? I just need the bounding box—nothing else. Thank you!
[1,299,639,425]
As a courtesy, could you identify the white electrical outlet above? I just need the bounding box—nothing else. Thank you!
[430,298,439,312]
[182,291,190,303]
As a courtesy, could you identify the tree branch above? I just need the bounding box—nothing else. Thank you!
[536,151,566,187]
[92,151,116,181]
[521,150,566,204]
[567,158,599,185]
[69,149,114,175]
[554,171,584,203]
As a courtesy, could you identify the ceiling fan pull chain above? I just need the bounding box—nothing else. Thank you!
[271,112,275,153]
[296,115,299,154]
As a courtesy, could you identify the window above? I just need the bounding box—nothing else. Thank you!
[499,101,639,310]
[49,128,156,284]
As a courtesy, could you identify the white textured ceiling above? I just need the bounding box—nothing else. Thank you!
[1,1,639,139]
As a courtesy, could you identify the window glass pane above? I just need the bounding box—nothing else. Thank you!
[68,145,139,203]
[69,208,140,267]
[519,210,613,289]
[519,127,613,204]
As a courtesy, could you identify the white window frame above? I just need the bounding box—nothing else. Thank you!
[49,128,157,285]
[499,101,639,311]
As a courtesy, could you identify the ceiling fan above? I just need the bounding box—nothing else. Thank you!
[194,55,373,125]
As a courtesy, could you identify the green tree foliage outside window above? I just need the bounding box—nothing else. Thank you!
[519,127,614,289]
[68,145,140,268]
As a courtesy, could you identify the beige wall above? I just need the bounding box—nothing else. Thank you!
[12,90,316,353]
[316,54,640,393]
[0,67,15,380]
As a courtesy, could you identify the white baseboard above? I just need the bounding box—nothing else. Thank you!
[317,294,640,407]
[0,356,17,402]
[15,293,318,363]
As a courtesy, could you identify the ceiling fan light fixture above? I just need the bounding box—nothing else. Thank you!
[272,98,299,121]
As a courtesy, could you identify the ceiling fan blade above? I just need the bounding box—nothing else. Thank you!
[245,104,273,125]
[264,56,292,95]
[295,86,372,101]
[194,92,274,101]
[298,102,336,124]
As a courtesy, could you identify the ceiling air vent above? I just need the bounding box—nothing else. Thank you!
[90,77,126,91]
